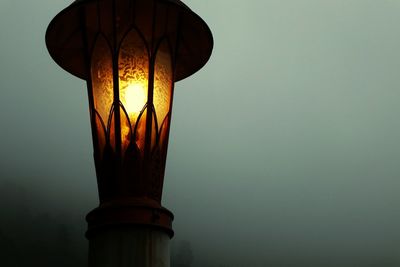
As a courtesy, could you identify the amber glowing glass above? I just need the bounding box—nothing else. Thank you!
[90,32,173,159]
[118,30,149,153]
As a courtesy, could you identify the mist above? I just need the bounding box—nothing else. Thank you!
[2,0,400,266]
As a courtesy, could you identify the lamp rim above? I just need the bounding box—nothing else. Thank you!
[45,0,213,82]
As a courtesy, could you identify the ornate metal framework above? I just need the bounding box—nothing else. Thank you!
[46,0,213,237]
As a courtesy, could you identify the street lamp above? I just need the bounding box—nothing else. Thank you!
[45,0,213,266]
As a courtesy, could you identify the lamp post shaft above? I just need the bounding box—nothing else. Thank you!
[89,227,170,267]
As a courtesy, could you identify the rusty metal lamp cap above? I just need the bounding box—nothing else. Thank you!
[45,0,213,82]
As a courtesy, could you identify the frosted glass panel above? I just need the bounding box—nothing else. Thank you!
[154,41,172,133]
[91,35,113,127]
[119,30,149,150]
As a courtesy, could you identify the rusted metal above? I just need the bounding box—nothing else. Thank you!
[46,0,213,82]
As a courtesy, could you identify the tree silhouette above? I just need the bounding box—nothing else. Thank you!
[0,229,19,267]
[0,180,87,267]
[172,240,194,267]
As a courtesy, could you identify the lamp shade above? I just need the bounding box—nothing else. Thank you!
[46,0,213,237]
[46,0,213,82]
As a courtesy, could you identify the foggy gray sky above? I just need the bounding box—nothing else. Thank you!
[1,0,400,266]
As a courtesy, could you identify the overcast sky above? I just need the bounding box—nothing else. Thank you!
[2,0,400,266]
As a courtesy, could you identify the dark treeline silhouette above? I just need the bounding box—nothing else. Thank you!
[171,240,194,267]
[0,179,87,267]
[2,178,400,267]
[0,178,199,267]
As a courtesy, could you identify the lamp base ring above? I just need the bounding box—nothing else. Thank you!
[86,198,174,239]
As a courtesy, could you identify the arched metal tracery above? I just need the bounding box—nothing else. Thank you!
[81,0,178,203]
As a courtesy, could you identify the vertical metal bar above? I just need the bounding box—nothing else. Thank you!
[79,6,100,157]
[96,0,102,32]
[164,5,169,37]
[156,12,182,202]
[130,0,137,26]
[144,0,158,161]
[172,12,183,75]
[160,11,182,176]
[144,59,155,163]
[112,0,122,160]
[166,12,183,139]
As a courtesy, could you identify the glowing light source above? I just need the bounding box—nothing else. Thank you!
[123,82,147,118]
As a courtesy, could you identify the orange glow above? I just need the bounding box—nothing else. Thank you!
[118,30,149,151]
[91,32,172,155]
[121,81,147,118]
[119,78,148,151]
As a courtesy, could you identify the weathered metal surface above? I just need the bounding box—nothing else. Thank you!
[88,227,170,267]
[86,198,174,238]
[46,0,213,82]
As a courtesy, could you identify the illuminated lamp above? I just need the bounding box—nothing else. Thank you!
[46,0,213,265]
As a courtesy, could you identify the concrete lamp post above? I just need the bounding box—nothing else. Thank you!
[45,0,213,266]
